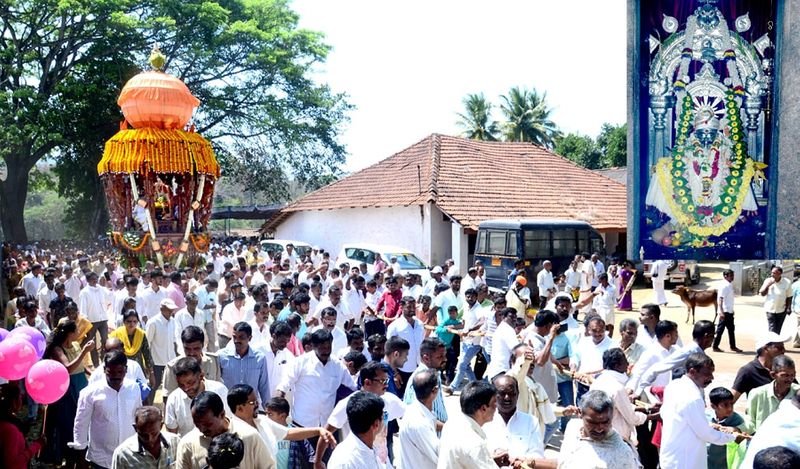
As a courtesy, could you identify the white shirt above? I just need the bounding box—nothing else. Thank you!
[564,267,581,290]
[762,277,791,312]
[437,413,496,469]
[719,280,735,312]
[401,284,423,301]
[173,308,206,354]
[486,321,519,379]
[592,261,605,287]
[165,379,229,436]
[79,284,111,323]
[660,376,736,469]
[313,298,351,329]
[248,319,272,350]
[328,391,405,463]
[145,313,177,366]
[537,269,555,296]
[387,316,425,373]
[525,330,558,403]
[739,399,800,469]
[71,379,142,468]
[61,275,83,300]
[557,419,640,469]
[263,346,295,399]
[37,286,57,314]
[140,286,167,322]
[89,360,146,385]
[327,433,381,469]
[592,283,617,320]
[253,415,289,454]
[574,336,614,375]
[590,370,647,442]
[460,301,484,346]
[626,342,675,395]
[483,410,544,459]
[398,400,439,469]
[219,302,251,338]
[343,286,367,324]
[21,272,42,297]
[277,351,357,427]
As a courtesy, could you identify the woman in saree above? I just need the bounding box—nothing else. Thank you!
[110,309,156,393]
[40,320,94,467]
[617,260,637,311]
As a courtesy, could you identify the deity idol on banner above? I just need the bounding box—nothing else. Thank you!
[641,0,774,259]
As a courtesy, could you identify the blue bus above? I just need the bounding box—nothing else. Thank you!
[474,219,605,297]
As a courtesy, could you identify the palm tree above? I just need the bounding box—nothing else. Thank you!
[499,86,560,148]
[456,93,499,141]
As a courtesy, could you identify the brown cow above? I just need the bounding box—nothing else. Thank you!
[672,285,718,324]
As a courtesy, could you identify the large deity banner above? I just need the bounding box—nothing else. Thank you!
[637,0,778,260]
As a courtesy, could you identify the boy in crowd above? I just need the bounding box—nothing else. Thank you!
[434,305,462,385]
[265,397,316,469]
[706,387,747,469]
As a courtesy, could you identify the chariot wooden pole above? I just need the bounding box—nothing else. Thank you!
[130,174,164,267]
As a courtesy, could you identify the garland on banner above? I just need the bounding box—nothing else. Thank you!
[112,232,151,252]
[656,92,755,238]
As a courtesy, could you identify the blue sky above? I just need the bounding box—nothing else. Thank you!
[291,0,627,171]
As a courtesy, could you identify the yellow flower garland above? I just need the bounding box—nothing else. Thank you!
[656,158,756,237]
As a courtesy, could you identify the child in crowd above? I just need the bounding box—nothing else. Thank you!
[706,386,747,469]
[435,305,462,385]
[265,397,316,469]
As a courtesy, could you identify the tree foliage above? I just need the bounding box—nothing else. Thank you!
[596,123,627,168]
[555,123,627,170]
[456,93,499,141]
[554,133,602,170]
[1,0,351,241]
[498,86,560,148]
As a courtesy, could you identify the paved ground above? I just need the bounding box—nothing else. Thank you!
[443,262,800,457]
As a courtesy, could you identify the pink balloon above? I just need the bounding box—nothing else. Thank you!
[8,326,46,359]
[25,359,70,404]
[0,338,39,380]
[0,329,8,342]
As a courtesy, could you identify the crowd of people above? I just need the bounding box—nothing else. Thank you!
[1,239,799,469]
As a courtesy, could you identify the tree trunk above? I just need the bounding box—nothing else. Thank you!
[0,158,34,242]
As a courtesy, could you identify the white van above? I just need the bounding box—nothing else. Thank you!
[335,243,431,282]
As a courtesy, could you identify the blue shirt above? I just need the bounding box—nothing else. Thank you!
[381,359,400,398]
[278,307,307,340]
[550,332,575,383]
[218,346,270,405]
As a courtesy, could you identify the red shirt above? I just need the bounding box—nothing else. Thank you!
[376,289,403,325]
[0,421,42,469]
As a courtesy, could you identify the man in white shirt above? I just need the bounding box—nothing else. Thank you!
[660,353,741,469]
[325,362,405,467]
[263,321,295,399]
[589,273,618,338]
[173,293,206,354]
[276,329,357,427]
[638,320,715,392]
[399,369,440,469]
[486,307,521,380]
[310,285,351,330]
[21,263,43,297]
[70,350,142,468]
[563,259,581,299]
[713,269,743,352]
[164,356,230,436]
[326,392,384,469]
[247,302,272,351]
[219,291,250,349]
[112,277,143,327]
[626,320,679,396]
[591,254,605,290]
[590,348,648,443]
[140,270,167,324]
[145,298,179,389]
[314,307,348,355]
[536,261,556,310]
[61,265,84,302]
[461,267,479,294]
[759,265,792,334]
[79,271,112,367]
[448,288,485,392]
[484,375,553,467]
[89,338,147,386]
[422,266,446,298]
[387,296,425,380]
[36,271,57,320]
[571,316,615,402]
[649,259,669,306]
[401,273,422,301]
[739,393,800,469]
[438,380,505,469]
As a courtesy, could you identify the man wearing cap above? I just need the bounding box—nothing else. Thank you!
[146,298,179,389]
[731,332,787,402]
[506,276,531,319]
[423,266,446,298]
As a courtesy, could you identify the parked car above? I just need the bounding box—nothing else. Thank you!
[259,239,312,258]
[642,259,700,285]
[335,243,431,282]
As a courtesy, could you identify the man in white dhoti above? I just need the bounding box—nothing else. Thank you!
[650,260,668,306]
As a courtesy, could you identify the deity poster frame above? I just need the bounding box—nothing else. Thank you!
[628,0,781,261]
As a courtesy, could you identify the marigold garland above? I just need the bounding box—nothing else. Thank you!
[97,128,220,177]
[656,91,757,238]
[112,231,151,252]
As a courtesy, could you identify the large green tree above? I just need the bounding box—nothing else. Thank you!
[596,122,627,168]
[554,132,603,170]
[456,93,499,141]
[1,0,350,241]
[499,86,559,148]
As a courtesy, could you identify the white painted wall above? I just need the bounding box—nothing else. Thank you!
[274,206,430,263]
[451,221,469,276]
[427,204,452,266]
